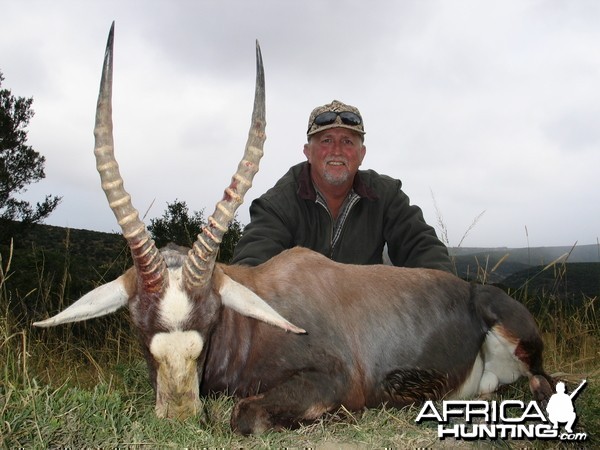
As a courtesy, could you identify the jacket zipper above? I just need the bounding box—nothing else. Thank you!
[316,194,361,259]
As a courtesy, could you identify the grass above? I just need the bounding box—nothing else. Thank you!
[1,242,599,448]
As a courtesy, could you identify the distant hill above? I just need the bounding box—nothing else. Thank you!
[500,262,600,301]
[450,244,600,284]
[451,244,600,265]
[2,223,598,323]
[1,223,130,324]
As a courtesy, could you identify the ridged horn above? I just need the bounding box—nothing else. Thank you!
[183,41,266,289]
[93,22,167,294]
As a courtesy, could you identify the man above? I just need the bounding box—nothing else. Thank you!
[231,100,452,272]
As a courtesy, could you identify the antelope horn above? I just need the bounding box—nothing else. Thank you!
[94,22,167,294]
[183,42,266,290]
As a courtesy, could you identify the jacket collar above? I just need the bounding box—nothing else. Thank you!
[297,162,379,201]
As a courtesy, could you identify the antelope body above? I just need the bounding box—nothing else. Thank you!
[34,24,554,435]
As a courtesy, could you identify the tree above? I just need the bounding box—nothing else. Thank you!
[148,199,243,263]
[149,200,205,249]
[218,216,243,263]
[0,70,61,239]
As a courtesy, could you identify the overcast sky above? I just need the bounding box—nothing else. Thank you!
[3,0,599,248]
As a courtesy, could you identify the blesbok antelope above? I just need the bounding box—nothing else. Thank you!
[34,24,554,435]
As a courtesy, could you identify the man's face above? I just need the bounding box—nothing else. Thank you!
[303,128,366,188]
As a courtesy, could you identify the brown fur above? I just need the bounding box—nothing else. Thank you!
[168,247,553,434]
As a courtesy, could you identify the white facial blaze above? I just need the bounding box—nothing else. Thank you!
[149,268,205,419]
[158,268,193,329]
[150,330,204,419]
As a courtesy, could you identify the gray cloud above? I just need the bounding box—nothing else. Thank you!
[2,0,599,248]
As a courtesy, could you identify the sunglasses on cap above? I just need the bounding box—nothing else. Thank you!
[308,111,362,133]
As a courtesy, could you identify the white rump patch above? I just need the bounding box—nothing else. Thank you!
[452,353,484,399]
[453,328,528,398]
[478,328,526,393]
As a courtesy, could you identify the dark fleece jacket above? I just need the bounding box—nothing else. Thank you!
[232,162,452,272]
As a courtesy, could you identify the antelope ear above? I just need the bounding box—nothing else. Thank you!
[218,274,306,334]
[33,270,134,327]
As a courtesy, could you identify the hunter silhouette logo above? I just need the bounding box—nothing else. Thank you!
[415,379,589,442]
[546,379,586,434]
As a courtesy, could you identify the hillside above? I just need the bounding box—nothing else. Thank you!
[1,223,130,323]
[451,244,600,265]
[500,262,600,301]
[2,224,598,326]
[451,244,600,284]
